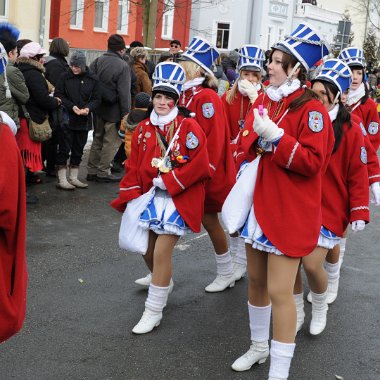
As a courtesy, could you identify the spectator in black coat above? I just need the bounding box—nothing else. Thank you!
[54,51,100,190]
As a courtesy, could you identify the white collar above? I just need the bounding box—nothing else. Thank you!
[150,107,178,130]
[347,83,365,106]
[183,77,205,91]
[265,79,301,101]
[328,103,339,122]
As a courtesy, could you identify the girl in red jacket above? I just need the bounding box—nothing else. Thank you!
[293,59,370,336]
[111,62,210,334]
[231,24,333,379]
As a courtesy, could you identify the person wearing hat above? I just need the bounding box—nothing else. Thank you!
[111,62,210,334]
[220,44,266,283]
[87,34,131,182]
[292,59,369,337]
[54,50,101,190]
[130,47,152,97]
[169,39,182,62]
[339,47,380,152]
[178,36,237,293]
[231,24,333,379]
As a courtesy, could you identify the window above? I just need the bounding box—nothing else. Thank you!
[94,0,109,31]
[161,0,174,39]
[267,26,273,50]
[216,23,230,49]
[70,0,84,29]
[118,0,129,34]
[278,28,285,42]
[0,0,6,17]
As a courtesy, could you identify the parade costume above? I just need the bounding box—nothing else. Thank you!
[231,24,332,379]
[180,36,237,292]
[112,62,210,334]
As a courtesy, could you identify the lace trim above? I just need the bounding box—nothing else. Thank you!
[368,174,380,179]
[286,142,299,169]
[120,185,141,191]
[351,206,370,212]
[172,171,185,190]
[209,163,216,171]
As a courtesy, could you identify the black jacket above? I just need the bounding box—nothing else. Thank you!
[17,57,59,124]
[44,54,70,87]
[54,69,101,131]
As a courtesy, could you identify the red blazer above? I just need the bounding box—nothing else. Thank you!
[351,97,380,151]
[235,89,334,257]
[0,124,28,343]
[111,115,211,233]
[180,86,236,213]
[351,113,380,185]
[322,120,370,236]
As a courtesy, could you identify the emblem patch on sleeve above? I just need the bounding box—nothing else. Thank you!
[186,132,199,149]
[360,122,367,136]
[368,122,379,135]
[308,111,324,132]
[202,103,215,118]
[360,147,367,164]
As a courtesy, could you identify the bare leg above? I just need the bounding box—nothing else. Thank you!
[202,213,228,254]
[302,246,328,294]
[293,264,303,295]
[142,230,158,272]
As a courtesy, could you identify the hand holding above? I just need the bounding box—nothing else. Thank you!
[73,106,81,115]
[239,79,258,103]
[253,108,284,142]
[351,220,365,232]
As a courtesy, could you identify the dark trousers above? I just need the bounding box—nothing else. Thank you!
[42,129,59,171]
[56,128,88,166]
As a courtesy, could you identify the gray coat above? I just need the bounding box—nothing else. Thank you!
[0,62,29,128]
[90,51,131,123]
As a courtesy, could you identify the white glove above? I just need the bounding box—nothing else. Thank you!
[153,177,167,190]
[370,182,380,206]
[239,79,258,103]
[253,108,284,142]
[351,220,365,232]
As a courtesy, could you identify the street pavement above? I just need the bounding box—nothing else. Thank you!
[0,172,379,380]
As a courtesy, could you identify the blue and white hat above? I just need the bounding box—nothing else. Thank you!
[237,45,266,72]
[338,47,365,68]
[272,23,330,71]
[314,59,352,95]
[152,62,186,96]
[181,36,219,76]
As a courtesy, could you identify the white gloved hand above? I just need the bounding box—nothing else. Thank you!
[153,176,167,190]
[253,108,284,142]
[351,220,365,232]
[239,79,258,103]
[370,182,380,206]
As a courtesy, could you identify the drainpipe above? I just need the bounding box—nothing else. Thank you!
[39,0,46,46]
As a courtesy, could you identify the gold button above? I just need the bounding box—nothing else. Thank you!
[242,130,249,137]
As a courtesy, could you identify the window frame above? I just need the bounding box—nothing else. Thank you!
[0,0,9,20]
[215,22,230,50]
[161,0,174,40]
[94,0,110,32]
[70,0,84,30]
[117,0,129,35]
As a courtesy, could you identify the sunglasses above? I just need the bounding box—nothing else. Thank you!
[170,44,179,48]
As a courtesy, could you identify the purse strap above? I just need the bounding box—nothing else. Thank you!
[21,105,31,120]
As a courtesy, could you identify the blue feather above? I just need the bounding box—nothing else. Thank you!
[0,23,20,41]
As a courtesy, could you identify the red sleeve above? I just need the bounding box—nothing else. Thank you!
[364,99,380,151]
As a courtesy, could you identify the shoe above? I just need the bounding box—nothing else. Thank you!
[132,309,162,334]
[135,274,174,294]
[205,274,235,293]
[111,161,123,173]
[232,262,246,281]
[231,341,269,371]
[310,293,328,336]
[326,278,339,304]
[86,174,97,181]
[56,167,75,190]
[95,174,121,183]
[26,192,39,204]
[68,166,88,188]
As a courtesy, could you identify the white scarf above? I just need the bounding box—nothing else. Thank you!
[238,80,261,96]
[328,103,339,122]
[266,79,301,101]
[347,82,365,106]
[150,107,178,131]
[183,77,205,91]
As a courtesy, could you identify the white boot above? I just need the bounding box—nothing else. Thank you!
[338,238,347,269]
[231,341,269,371]
[132,309,162,334]
[68,166,88,188]
[268,340,295,380]
[56,166,75,190]
[326,277,339,304]
[310,291,328,335]
[205,251,235,292]
[293,293,305,333]
[230,237,247,281]
[135,273,174,293]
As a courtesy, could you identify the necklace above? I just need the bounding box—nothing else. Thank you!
[238,95,251,130]
[266,99,285,122]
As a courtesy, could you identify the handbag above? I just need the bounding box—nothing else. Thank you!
[119,187,156,254]
[22,105,52,142]
[221,156,261,234]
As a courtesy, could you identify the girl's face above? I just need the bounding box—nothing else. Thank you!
[351,69,363,90]
[312,81,333,111]
[240,70,260,84]
[267,50,291,87]
[153,93,176,116]
[70,65,82,75]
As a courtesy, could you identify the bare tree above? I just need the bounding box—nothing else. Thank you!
[353,0,380,37]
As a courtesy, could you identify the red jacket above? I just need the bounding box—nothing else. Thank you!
[322,120,370,236]
[351,113,380,185]
[111,115,211,233]
[235,89,334,257]
[180,86,236,213]
[0,124,28,343]
[351,97,380,151]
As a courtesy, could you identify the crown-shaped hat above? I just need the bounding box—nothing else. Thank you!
[152,62,186,96]
[181,36,219,76]
[238,45,266,72]
[314,58,352,95]
[272,23,330,71]
[338,47,365,68]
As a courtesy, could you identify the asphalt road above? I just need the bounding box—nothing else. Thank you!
[0,173,379,380]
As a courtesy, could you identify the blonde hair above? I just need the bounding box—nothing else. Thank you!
[180,60,218,91]
[130,47,147,61]
[226,70,262,104]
